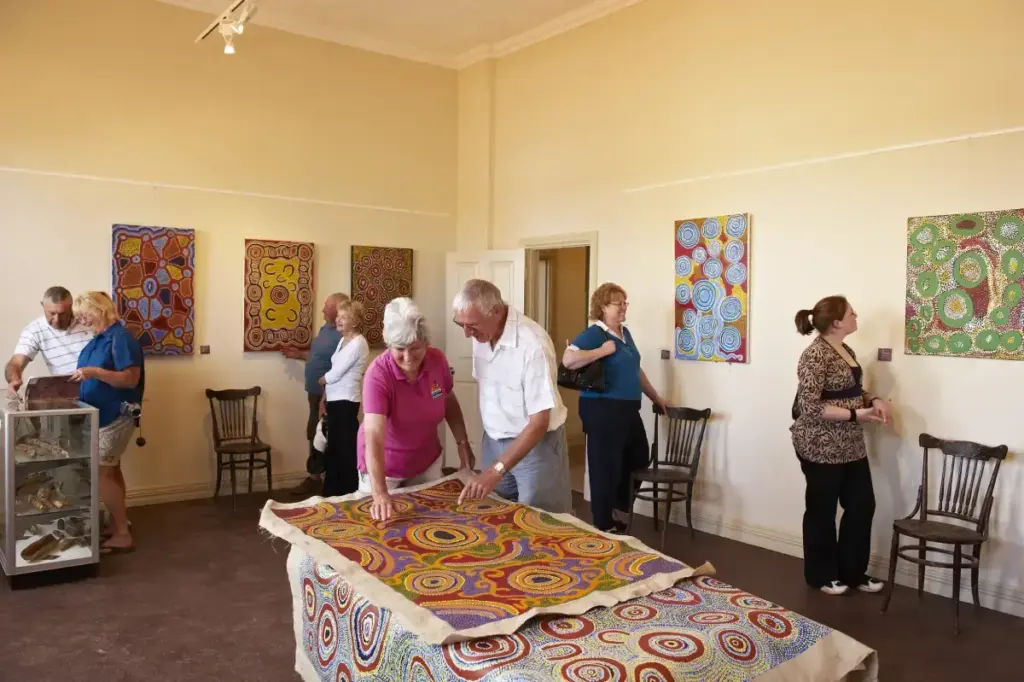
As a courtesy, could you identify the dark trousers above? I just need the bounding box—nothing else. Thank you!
[579,398,649,531]
[322,400,360,497]
[305,393,325,476]
[799,456,876,588]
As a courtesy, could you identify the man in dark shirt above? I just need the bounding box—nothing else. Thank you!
[283,292,347,496]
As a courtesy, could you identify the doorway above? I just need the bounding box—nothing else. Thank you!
[527,246,591,493]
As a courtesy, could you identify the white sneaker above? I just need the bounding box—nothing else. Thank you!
[856,579,884,593]
[820,581,849,596]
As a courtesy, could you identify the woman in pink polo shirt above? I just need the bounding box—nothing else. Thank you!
[357,297,476,521]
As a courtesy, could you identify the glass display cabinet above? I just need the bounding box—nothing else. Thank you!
[0,398,100,576]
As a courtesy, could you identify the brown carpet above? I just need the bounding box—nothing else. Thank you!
[0,491,1020,681]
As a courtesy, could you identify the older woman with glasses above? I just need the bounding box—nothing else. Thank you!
[358,297,475,521]
[69,291,144,555]
[562,282,668,534]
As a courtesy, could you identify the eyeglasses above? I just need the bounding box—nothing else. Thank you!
[610,300,629,308]
[453,318,481,332]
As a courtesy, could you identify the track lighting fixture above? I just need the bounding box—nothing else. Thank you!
[195,0,260,55]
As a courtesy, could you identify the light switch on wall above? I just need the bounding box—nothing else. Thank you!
[200,345,211,355]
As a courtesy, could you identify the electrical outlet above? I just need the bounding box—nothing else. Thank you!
[877,348,892,361]
[661,349,670,360]
[200,345,211,355]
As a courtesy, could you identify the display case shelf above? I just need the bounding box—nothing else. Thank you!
[1,399,100,576]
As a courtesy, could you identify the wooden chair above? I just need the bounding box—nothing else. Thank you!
[627,405,711,548]
[206,387,273,509]
[881,433,1008,634]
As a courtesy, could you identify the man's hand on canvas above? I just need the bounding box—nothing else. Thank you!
[458,468,502,505]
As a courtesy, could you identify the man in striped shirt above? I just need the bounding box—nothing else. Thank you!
[5,286,94,397]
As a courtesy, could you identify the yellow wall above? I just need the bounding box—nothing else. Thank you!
[462,0,1024,613]
[0,0,457,503]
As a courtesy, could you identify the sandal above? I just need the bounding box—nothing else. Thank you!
[100,544,136,556]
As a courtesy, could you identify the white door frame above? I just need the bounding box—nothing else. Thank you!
[521,231,600,315]
[520,232,599,500]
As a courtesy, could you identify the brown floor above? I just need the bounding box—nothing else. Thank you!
[0,492,1020,681]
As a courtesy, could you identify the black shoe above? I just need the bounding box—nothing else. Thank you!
[599,521,630,535]
[289,476,322,497]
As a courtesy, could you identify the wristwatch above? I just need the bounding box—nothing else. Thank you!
[493,461,506,474]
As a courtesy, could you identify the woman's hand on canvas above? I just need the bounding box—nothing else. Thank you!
[370,490,395,522]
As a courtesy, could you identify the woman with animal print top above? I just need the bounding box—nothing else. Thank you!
[791,295,893,596]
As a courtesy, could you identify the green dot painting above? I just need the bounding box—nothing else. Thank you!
[936,289,973,328]
[1001,249,1024,280]
[994,216,1024,245]
[1003,283,1023,307]
[952,251,988,289]
[976,329,1000,352]
[915,271,939,299]
[948,333,972,354]
[906,208,1024,360]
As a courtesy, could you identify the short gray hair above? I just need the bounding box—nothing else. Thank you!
[327,292,349,305]
[382,297,429,347]
[452,279,504,315]
[42,286,72,304]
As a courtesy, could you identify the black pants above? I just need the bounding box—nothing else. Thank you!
[579,398,649,531]
[305,393,326,476]
[322,400,360,497]
[799,456,876,588]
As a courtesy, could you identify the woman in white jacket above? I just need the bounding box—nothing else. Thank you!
[318,300,370,496]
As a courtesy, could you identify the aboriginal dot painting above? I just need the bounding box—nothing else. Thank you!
[111,224,195,355]
[674,214,751,363]
[260,477,707,644]
[243,239,315,352]
[906,209,1024,360]
[350,245,414,347]
[289,549,877,682]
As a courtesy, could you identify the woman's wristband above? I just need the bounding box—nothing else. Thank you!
[849,408,857,422]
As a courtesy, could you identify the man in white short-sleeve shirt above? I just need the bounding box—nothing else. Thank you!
[5,286,94,397]
[454,279,572,514]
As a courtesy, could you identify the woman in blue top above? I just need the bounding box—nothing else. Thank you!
[69,291,144,555]
[562,283,669,533]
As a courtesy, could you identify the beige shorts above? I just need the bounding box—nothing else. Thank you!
[357,455,443,494]
[99,417,135,467]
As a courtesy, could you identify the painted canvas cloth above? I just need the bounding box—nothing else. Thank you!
[111,224,195,355]
[674,214,751,363]
[244,239,315,352]
[350,246,413,347]
[288,548,879,682]
[260,475,711,644]
[906,208,1024,360]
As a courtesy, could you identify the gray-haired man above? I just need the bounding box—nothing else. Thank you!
[5,286,93,397]
[454,279,572,514]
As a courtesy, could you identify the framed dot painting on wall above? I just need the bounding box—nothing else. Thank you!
[674,214,751,363]
[243,239,315,352]
[350,245,414,348]
[905,208,1024,359]
[111,224,195,355]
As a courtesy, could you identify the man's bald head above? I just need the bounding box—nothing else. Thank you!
[322,292,350,324]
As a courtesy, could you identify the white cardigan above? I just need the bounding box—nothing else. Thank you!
[323,334,369,402]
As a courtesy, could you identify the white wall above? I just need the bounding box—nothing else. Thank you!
[458,0,1024,614]
[0,0,457,502]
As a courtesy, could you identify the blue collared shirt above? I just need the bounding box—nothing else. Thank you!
[77,322,145,427]
[305,323,342,395]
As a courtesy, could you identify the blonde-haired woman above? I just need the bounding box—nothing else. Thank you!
[318,299,370,497]
[563,282,668,534]
[69,291,144,555]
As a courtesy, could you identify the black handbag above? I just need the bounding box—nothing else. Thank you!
[557,330,611,392]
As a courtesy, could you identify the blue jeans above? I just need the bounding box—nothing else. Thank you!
[480,425,572,514]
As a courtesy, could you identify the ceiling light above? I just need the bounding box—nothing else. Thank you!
[195,0,259,53]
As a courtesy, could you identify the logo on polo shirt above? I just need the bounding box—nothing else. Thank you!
[430,382,443,400]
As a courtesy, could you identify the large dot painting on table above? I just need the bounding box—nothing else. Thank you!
[674,214,751,363]
[111,224,195,355]
[243,238,315,352]
[905,208,1024,359]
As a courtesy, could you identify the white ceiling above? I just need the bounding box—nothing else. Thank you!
[156,0,644,68]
